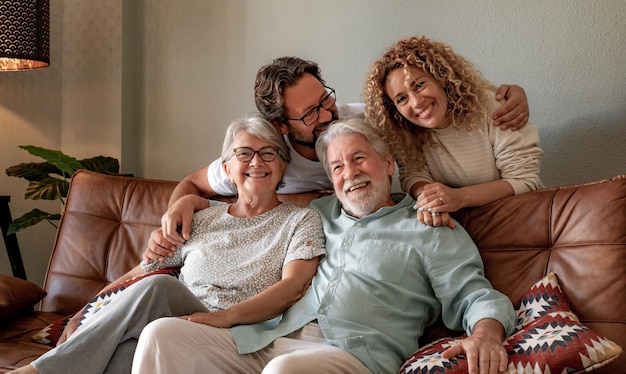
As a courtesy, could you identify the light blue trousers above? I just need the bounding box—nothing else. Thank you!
[32,275,208,374]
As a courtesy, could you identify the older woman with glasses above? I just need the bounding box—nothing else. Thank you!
[9,114,326,374]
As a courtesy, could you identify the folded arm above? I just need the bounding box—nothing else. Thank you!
[181,257,321,327]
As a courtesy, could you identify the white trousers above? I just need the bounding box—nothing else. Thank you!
[132,319,372,373]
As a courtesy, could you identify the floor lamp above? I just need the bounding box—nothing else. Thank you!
[0,196,26,279]
[1,0,50,279]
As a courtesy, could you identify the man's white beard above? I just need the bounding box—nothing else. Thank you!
[341,177,389,218]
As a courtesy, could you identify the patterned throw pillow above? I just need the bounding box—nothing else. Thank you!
[30,314,72,346]
[32,267,179,346]
[399,273,623,374]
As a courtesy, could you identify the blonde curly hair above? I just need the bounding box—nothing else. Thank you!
[364,36,496,172]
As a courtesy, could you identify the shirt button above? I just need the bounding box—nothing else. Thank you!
[318,308,325,314]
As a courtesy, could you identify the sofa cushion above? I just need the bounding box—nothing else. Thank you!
[0,275,46,320]
[399,273,623,374]
[513,272,572,329]
[30,314,71,347]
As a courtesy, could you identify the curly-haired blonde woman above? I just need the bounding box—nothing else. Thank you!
[365,36,543,228]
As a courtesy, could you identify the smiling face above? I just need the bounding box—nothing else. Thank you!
[224,131,287,196]
[384,65,451,130]
[326,133,395,218]
[281,73,339,155]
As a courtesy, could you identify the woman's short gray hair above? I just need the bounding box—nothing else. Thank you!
[315,117,390,178]
[221,114,290,164]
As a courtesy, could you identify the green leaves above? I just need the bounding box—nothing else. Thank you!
[79,156,120,174]
[5,162,63,181]
[18,146,84,177]
[6,209,61,235]
[24,177,69,201]
[5,145,121,234]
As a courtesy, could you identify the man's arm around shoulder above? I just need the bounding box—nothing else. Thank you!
[144,166,218,263]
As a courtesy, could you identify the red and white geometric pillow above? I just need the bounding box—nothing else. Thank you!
[399,273,622,374]
[31,267,180,346]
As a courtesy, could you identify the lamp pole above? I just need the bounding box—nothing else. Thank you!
[0,196,27,280]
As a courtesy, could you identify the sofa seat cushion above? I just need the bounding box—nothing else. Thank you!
[0,311,62,371]
[400,273,623,374]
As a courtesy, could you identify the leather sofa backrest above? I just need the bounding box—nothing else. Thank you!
[40,170,178,314]
[40,170,625,371]
[40,170,330,314]
[453,174,626,362]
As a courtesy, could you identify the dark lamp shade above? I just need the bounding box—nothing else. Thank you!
[0,0,49,71]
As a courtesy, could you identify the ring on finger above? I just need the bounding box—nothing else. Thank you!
[431,211,440,216]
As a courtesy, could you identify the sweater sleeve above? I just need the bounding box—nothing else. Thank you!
[399,161,434,193]
[488,109,544,194]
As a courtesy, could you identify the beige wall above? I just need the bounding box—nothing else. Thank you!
[1,0,625,285]
[138,0,626,187]
[0,2,63,286]
[0,0,127,285]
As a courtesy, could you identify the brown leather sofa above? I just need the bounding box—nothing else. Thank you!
[1,170,624,372]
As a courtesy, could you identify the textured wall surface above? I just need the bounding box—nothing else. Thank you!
[61,0,123,161]
[0,1,62,286]
[138,0,625,188]
[1,0,625,284]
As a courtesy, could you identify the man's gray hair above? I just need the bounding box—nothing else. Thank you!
[315,117,390,178]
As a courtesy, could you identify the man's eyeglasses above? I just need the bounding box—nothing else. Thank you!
[286,87,336,127]
[233,146,279,162]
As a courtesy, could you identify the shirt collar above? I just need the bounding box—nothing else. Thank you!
[339,193,414,222]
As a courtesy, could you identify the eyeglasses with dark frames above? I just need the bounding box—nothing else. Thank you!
[233,146,280,163]
[286,86,336,127]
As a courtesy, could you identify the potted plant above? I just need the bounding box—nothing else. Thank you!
[5,145,122,234]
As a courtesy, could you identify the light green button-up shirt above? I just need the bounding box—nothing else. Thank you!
[231,194,515,374]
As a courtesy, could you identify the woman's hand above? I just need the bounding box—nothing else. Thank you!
[143,195,210,263]
[143,228,177,263]
[180,310,234,328]
[417,209,455,229]
[416,183,460,229]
